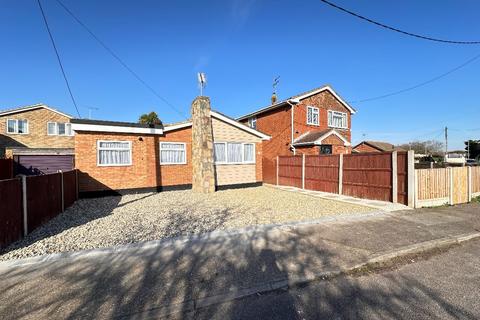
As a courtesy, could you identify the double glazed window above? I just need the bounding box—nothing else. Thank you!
[6,119,28,134]
[97,141,132,166]
[306,106,319,126]
[47,122,73,136]
[328,110,347,129]
[214,142,255,164]
[160,142,186,164]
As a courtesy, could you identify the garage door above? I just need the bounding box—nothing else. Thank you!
[14,155,74,175]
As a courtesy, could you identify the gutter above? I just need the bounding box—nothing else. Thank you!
[286,98,300,154]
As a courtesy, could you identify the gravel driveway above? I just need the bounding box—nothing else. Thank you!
[0,186,374,260]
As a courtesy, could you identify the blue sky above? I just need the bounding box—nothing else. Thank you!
[1,0,479,149]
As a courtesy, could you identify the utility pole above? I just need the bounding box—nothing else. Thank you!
[444,126,448,156]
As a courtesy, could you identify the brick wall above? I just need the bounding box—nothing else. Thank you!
[353,142,380,153]
[0,108,74,154]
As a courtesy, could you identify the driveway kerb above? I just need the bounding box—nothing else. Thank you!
[0,209,389,270]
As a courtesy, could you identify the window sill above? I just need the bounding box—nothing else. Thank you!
[160,162,187,166]
[97,164,132,167]
[215,162,255,165]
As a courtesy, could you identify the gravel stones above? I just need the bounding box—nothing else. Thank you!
[0,186,373,260]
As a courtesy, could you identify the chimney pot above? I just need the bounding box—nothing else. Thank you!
[271,93,277,105]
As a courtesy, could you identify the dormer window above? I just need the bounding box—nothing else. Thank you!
[248,116,257,129]
[6,119,28,134]
[306,106,319,126]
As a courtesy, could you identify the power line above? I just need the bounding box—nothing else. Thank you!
[37,0,81,118]
[319,0,480,45]
[349,51,480,103]
[55,0,188,119]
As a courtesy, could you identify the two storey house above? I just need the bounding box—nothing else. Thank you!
[0,104,75,174]
[237,85,356,183]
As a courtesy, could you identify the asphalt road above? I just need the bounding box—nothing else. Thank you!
[194,239,480,320]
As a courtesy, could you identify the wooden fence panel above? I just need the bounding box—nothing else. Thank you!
[0,158,13,180]
[416,168,449,201]
[304,155,339,193]
[342,153,392,202]
[452,167,468,205]
[278,156,302,188]
[0,178,23,248]
[397,152,408,205]
[26,173,62,233]
[63,170,78,208]
[262,158,277,185]
[472,166,480,194]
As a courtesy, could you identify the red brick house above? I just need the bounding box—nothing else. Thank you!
[236,85,356,183]
[71,102,270,196]
[353,141,405,153]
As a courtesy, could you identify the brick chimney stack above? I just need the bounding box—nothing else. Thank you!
[191,96,216,193]
[271,92,277,105]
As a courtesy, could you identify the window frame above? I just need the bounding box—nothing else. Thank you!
[248,116,257,129]
[47,122,73,136]
[327,110,348,129]
[214,142,256,165]
[159,142,187,165]
[6,119,29,135]
[97,140,132,167]
[306,106,319,126]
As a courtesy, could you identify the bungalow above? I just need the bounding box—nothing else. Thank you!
[353,141,405,153]
[71,97,270,196]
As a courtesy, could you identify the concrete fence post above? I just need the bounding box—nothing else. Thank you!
[468,166,472,202]
[21,175,28,236]
[338,154,343,195]
[407,150,415,208]
[60,170,65,212]
[276,156,279,186]
[392,151,398,203]
[302,154,305,189]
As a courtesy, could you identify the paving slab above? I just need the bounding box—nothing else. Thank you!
[0,203,479,319]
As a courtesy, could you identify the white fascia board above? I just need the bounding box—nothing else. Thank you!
[314,129,351,146]
[163,122,192,132]
[236,101,287,121]
[296,86,356,114]
[71,123,163,134]
[210,111,271,140]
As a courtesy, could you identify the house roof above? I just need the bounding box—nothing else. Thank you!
[0,103,73,118]
[236,85,356,121]
[353,141,404,152]
[163,109,271,140]
[71,118,164,134]
[293,129,350,146]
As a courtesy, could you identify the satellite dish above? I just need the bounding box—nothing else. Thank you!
[197,72,207,96]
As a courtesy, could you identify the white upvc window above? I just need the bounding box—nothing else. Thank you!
[47,122,73,136]
[214,142,255,164]
[248,116,257,129]
[328,110,348,129]
[306,106,319,126]
[6,119,28,134]
[97,140,132,166]
[160,142,186,165]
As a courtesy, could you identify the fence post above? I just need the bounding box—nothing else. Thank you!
[276,156,279,186]
[75,169,79,200]
[60,170,65,212]
[338,154,343,195]
[468,166,472,202]
[448,167,454,205]
[302,154,305,189]
[407,150,415,208]
[392,151,398,203]
[21,175,28,236]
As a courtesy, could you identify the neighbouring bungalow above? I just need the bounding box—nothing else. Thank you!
[71,97,270,196]
[352,140,405,153]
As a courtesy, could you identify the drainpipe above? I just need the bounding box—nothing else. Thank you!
[287,98,300,155]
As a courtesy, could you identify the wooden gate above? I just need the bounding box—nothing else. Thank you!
[451,167,468,204]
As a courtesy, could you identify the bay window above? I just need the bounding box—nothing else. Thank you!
[214,142,255,164]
